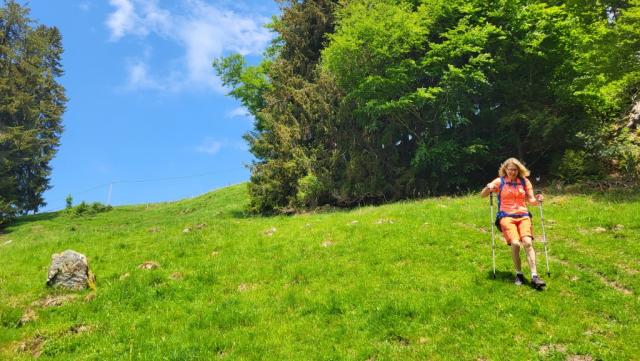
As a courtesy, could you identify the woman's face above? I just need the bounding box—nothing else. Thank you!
[506,164,518,179]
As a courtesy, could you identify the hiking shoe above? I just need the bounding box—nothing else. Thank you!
[532,275,546,289]
[514,274,525,286]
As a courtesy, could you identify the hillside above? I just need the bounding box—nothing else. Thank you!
[1,184,639,360]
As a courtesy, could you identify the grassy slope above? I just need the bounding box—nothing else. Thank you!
[0,184,638,360]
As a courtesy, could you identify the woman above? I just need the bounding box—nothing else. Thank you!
[480,158,546,288]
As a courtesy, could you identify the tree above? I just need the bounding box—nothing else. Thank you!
[217,0,640,214]
[0,0,66,224]
[215,0,341,213]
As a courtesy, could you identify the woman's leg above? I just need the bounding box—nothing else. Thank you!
[521,236,537,275]
[511,240,522,273]
[500,217,523,273]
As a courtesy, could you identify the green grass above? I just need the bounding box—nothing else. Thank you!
[1,184,638,360]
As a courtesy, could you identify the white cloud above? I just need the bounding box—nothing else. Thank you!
[196,138,223,155]
[226,107,250,119]
[126,59,162,90]
[106,0,272,92]
[106,0,140,40]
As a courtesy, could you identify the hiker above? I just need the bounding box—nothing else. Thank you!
[481,158,546,288]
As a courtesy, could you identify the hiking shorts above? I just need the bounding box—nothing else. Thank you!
[499,217,533,245]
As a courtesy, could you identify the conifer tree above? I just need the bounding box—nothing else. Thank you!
[0,0,66,224]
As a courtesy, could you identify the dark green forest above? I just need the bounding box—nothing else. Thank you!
[0,0,66,224]
[215,0,640,213]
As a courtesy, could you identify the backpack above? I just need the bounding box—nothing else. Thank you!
[494,176,532,231]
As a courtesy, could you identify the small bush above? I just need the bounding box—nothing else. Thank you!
[554,149,607,183]
[67,201,112,216]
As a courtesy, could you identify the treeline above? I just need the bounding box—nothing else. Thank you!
[1,0,66,224]
[216,0,640,214]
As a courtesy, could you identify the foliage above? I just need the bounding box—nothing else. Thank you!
[215,0,341,213]
[216,0,640,213]
[65,194,73,209]
[0,0,67,224]
[66,201,112,217]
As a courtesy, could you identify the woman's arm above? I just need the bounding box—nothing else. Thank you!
[480,181,496,198]
[525,179,543,205]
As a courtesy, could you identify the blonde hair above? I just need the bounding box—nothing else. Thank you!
[498,158,531,178]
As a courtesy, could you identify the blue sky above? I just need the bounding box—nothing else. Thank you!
[26,0,280,211]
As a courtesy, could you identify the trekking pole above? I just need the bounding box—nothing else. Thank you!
[536,190,551,277]
[490,193,496,279]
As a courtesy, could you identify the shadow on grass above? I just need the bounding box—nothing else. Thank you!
[2,211,62,233]
[487,270,514,283]
[487,270,547,291]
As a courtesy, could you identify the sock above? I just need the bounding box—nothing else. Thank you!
[516,271,523,276]
[531,273,538,278]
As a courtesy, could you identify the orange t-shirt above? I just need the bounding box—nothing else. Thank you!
[489,177,533,215]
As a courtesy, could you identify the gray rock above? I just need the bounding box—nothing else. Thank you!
[46,250,95,290]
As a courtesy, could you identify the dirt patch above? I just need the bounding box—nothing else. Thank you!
[68,324,95,335]
[618,264,639,276]
[15,334,46,358]
[539,344,567,356]
[566,355,593,361]
[237,283,257,292]
[32,294,79,308]
[264,227,277,236]
[603,279,633,296]
[321,240,335,247]
[148,226,161,233]
[138,261,160,270]
[577,228,589,235]
[18,308,38,326]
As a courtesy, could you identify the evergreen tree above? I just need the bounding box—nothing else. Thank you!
[217,0,640,213]
[0,0,66,224]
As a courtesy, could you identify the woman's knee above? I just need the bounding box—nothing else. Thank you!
[511,239,522,248]
[521,236,533,248]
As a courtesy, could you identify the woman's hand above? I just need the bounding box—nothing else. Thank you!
[486,183,495,191]
[535,193,544,202]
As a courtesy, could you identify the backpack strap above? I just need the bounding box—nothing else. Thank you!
[497,176,505,211]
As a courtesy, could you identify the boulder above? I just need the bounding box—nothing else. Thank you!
[46,250,95,290]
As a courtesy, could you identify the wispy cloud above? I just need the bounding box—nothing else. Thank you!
[226,106,250,119]
[195,137,249,155]
[106,0,273,92]
[106,0,171,40]
[196,138,223,155]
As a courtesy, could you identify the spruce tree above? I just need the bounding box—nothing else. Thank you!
[0,0,66,224]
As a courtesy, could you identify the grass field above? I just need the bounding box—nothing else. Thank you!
[1,184,638,360]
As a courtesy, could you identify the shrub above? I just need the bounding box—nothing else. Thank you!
[67,201,112,217]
